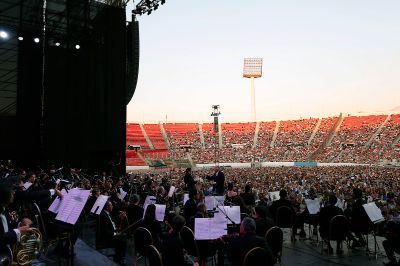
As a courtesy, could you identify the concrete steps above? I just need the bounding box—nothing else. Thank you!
[270,121,280,148]
[159,123,172,150]
[308,118,322,145]
[199,124,205,149]
[365,114,391,148]
[253,121,260,148]
[140,123,154,149]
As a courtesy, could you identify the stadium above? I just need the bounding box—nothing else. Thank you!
[126,113,400,169]
[1,1,400,266]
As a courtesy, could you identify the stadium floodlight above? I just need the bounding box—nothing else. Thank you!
[75,44,80,49]
[18,36,24,41]
[34,37,40,43]
[0,31,8,39]
[243,58,263,122]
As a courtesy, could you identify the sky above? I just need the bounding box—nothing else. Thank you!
[125,0,400,123]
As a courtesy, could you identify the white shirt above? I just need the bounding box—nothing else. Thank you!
[104,211,117,235]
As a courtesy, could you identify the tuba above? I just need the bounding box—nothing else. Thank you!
[12,228,42,265]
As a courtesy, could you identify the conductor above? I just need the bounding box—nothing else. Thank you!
[207,166,225,195]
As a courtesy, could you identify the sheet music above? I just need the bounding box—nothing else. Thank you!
[143,204,166,222]
[194,218,227,240]
[214,206,241,224]
[336,199,345,210]
[305,199,320,215]
[168,186,176,198]
[268,191,280,201]
[23,182,33,190]
[118,188,127,200]
[144,195,157,206]
[48,189,68,213]
[204,196,217,210]
[183,193,189,205]
[90,195,109,215]
[363,202,385,223]
[214,196,225,206]
[55,189,90,224]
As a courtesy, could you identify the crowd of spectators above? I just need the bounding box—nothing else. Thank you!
[127,114,400,165]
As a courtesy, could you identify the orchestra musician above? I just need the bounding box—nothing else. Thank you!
[318,194,344,254]
[0,183,33,261]
[228,217,274,266]
[99,201,127,265]
[183,168,197,192]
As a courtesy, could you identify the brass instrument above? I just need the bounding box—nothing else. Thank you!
[13,228,42,265]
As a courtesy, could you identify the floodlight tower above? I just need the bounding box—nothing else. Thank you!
[211,105,221,164]
[243,58,263,122]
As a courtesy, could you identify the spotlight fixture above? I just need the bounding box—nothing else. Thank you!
[55,42,60,46]
[134,0,165,16]
[18,36,24,41]
[34,37,40,43]
[75,44,80,49]
[147,9,152,15]
[154,4,158,10]
[161,0,165,4]
[0,31,8,39]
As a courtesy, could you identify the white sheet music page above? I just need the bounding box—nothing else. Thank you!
[204,196,216,210]
[143,204,166,222]
[194,218,227,240]
[168,186,176,198]
[55,189,90,224]
[23,182,33,190]
[183,194,189,205]
[363,202,385,223]
[48,189,68,213]
[268,191,280,201]
[90,195,109,214]
[118,189,127,200]
[144,195,156,207]
[305,199,321,215]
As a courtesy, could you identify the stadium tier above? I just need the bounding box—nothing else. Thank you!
[126,114,400,166]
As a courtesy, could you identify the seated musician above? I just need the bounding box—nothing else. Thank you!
[184,189,199,224]
[383,220,400,266]
[269,189,295,219]
[126,194,144,228]
[349,188,369,248]
[226,183,237,202]
[228,217,274,266]
[137,204,162,248]
[240,184,256,206]
[0,184,33,261]
[254,205,275,238]
[161,215,199,266]
[319,194,344,254]
[99,201,127,265]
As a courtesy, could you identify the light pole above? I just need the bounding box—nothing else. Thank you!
[211,105,221,164]
[243,58,263,122]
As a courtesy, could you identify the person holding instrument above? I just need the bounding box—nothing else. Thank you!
[0,183,32,262]
[99,201,127,265]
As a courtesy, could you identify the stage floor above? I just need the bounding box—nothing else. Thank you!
[37,226,390,266]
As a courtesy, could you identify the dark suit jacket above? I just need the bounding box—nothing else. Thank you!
[269,199,295,218]
[350,199,370,233]
[98,211,117,248]
[208,171,225,195]
[183,173,196,191]
[183,198,197,223]
[126,204,144,227]
[255,217,275,238]
[318,205,344,238]
[161,232,189,266]
[229,232,274,266]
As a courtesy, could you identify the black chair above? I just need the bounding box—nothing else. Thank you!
[242,247,268,266]
[180,226,199,257]
[275,206,295,241]
[265,226,283,265]
[147,245,163,266]
[321,215,349,255]
[134,227,153,266]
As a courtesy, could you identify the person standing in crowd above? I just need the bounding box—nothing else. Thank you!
[183,168,196,192]
[207,166,225,195]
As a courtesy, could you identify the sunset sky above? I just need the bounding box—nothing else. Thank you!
[126,0,400,123]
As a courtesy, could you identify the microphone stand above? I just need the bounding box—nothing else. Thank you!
[213,195,236,225]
